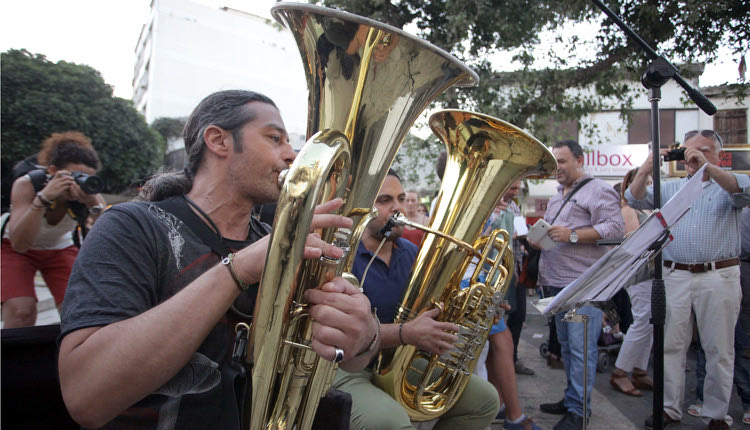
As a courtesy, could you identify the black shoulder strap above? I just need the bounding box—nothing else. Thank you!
[549,177,594,224]
[156,196,230,257]
[27,169,49,192]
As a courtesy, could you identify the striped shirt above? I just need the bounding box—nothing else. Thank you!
[626,173,750,263]
[539,174,625,287]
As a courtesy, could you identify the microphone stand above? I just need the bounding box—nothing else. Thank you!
[586,2,717,429]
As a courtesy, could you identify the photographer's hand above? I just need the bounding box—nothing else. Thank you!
[683,147,709,178]
[41,169,77,202]
[630,149,668,200]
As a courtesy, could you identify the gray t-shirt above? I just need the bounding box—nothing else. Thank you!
[60,196,268,429]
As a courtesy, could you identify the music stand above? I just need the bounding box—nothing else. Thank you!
[535,165,707,429]
[584,3,717,428]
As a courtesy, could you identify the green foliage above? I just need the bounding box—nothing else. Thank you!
[392,132,443,193]
[152,117,187,141]
[317,0,748,134]
[315,0,747,197]
[1,49,165,193]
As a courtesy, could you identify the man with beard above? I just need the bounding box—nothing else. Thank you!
[332,169,499,430]
[57,90,378,429]
[536,140,624,430]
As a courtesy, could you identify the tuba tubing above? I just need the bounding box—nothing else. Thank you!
[245,4,479,429]
[372,109,557,421]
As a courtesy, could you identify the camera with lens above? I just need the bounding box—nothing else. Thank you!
[70,172,105,194]
[663,146,685,162]
[25,168,104,195]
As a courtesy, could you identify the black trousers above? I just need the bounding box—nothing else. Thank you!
[543,285,562,358]
[505,274,527,362]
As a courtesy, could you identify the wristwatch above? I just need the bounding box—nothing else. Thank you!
[89,204,104,215]
[569,230,579,244]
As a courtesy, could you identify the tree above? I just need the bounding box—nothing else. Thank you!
[152,117,186,141]
[152,117,188,170]
[317,0,748,134]
[316,0,748,191]
[392,132,443,195]
[1,49,165,195]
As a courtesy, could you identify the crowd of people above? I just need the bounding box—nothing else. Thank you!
[1,89,749,430]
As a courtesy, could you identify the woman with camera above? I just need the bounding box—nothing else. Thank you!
[1,131,106,328]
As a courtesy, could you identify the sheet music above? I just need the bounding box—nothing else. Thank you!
[541,165,707,316]
[514,216,528,236]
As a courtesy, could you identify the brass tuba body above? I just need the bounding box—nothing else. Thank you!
[372,110,557,421]
[246,4,478,429]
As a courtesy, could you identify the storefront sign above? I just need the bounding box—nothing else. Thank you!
[582,144,649,176]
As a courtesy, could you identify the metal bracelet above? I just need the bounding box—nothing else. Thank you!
[36,191,53,207]
[355,310,381,357]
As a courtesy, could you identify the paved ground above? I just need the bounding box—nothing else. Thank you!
[417,291,748,430]
[7,284,748,429]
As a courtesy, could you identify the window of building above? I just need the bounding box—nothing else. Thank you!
[713,109,747,146]
[628,109,675,147]
[538,117,578,143]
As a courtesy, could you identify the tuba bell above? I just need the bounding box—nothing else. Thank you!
[372,109,557,421]
[245,4,479,429]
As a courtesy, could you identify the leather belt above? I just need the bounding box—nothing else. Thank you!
[663,258,740,273]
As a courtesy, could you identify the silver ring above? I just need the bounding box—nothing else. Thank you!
[333,347,345,363]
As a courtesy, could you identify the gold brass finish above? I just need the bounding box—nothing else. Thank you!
[246,4,478,429]
[372,110,557,421]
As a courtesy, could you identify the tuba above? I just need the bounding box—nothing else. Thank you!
[245,4,478,429]
[372,110,557,421]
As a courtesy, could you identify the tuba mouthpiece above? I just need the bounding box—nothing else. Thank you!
[278,168,289,187]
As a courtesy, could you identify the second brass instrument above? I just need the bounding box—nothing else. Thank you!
[246,4,479,429]
[373,110,557,421]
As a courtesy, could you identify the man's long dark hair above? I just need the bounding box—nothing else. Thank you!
[138,90,277,202]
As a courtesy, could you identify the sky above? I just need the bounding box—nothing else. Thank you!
[0,0,280,99]
[0,0,742,101]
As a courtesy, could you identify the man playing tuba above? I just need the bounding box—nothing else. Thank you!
[332,169,500,429]
[57,90,380,429]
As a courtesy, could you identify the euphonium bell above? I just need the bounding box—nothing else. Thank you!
[246,4,479,429]
[372,109,557,421]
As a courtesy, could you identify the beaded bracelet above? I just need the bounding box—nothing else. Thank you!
[221,253,250,292]
[398,322,406,345]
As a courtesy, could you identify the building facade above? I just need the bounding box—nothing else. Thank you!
[132,0,307,160]
[524,77,748,218]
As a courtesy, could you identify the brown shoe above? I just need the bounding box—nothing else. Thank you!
[632,370,654,391]
[708,419,730,430]
[610,371,642,397]
[547,354,564,369]
[644,412,679,429]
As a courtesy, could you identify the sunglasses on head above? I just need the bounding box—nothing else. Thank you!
[684,130,723,147]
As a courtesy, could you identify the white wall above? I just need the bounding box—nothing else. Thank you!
[135,0,308,141]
